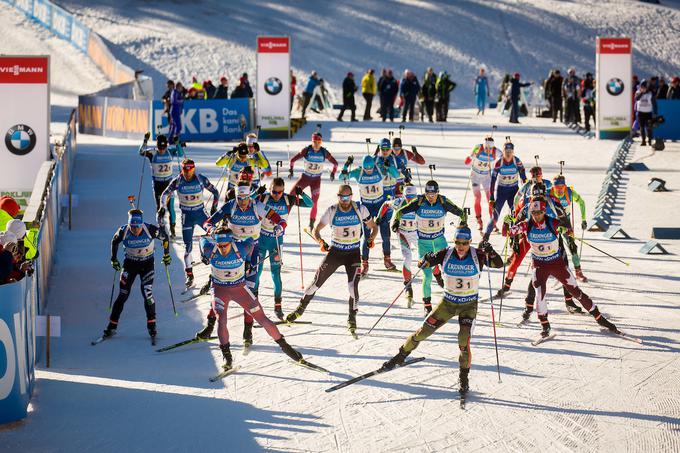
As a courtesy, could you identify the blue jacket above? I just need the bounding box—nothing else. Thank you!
[400,77,420,100]
[304,76,320,95]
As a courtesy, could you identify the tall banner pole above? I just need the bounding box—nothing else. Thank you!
[256,36,291,139]
[596,37,632,140]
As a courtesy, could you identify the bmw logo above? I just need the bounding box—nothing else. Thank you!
[5,124,37,156]
[264,77,283,95]
[606,78,624,96]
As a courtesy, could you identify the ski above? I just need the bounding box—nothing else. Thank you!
[375,268,400,273]
[181,290,209,303]
[531,332,557,346]
[156,336,217,353]
[603,328,643,344]
[255,320,312,328]
[348,327,359,340]
[209,365,242,382]
[91,332,115,345]
[293,358,330,374]
[325,357,425,393]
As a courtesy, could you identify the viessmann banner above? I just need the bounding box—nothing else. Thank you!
[596,37,632,140]
[0,56,50,202]
[257,36,291,139]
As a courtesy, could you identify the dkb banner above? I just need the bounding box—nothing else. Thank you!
[257,36,291,139]
[596,37,632,140]
[0,56,50,199]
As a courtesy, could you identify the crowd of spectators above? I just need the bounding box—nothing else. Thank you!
[0,196,34,285]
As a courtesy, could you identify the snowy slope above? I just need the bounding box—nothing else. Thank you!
[57,0,680,107]
[0,5,109,124]
[2,112,679,452]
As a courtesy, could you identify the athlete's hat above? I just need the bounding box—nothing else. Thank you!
[311,132,322,141]
[236,185,251,198]
[128,210,144,227]
[380,138,391,150]
[553,175,566,186]
[214,230,234,244]
[529,166,542,177]
[181,159,195,170]
[403,184,418,199]
[392,137,402,147]
[362,155,375,169]
[454,225,472,241]
[529,199,546,213]
[425,180,439,193]
[236,142,249,155]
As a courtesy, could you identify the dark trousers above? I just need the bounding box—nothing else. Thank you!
[338,102,356,120]
[110,258,156,330]
[301,92,312,117]
[402,96,416,121]
[363,93,374,119]
[583,106,594,131]
[637,111,653,143]
[380,95,395,121]
[423,99,435,121]
[509,97,520,123]
[551,96,563,122]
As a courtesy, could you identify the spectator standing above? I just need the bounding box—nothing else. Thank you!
[241,72,254,98]
[435,71,456,121]
[421,67,437,122]
[399,69,420,122]
[361,69,376,120]
[635,80,654,146]
[231,77,250,98]
[563,68,581,124]
[582,80,596,132]
[203,80,216,99]
[509,72,532,124]
[657,78,669,100]
[215,76,229,99]
[379,69,398,122]
[301,71,320,118]
[337,72,358,121]
[668,77,680,99]
[0,232,17,285]
[376,68,387,117]
[474,68,490,115]
[162,80,174,129]
[168,82,184,142]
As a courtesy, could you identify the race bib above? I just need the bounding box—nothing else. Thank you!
[178,192,203,207]
[332,223,362,245]
[152,162,173,179]
[417,217,444,234]
[212,263,245,284]
[360,182,383,200]
[472,158,491,173]
[400,217,417,232]
[531,239,558,258]
[127,244,154,259]
[499,172,519,186]
[445,275,479,297]
[229,223,261,240]
[304,161,323,176]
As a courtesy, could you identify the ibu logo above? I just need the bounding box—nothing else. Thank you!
[5,125,37,156]
[606,78,624,96]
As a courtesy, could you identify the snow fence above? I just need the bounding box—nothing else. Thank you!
[0,109,77,425]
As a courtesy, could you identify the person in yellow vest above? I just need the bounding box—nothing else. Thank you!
[361,69,377,121]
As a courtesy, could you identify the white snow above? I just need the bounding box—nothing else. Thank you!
[57,0,680,108]
[1,1,680,452]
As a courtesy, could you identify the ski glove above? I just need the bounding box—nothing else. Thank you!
[330,172,336,182]
[273,224,285,238]
[162,254,172,265]
[581,220,587,230]
[367,238,375,249]
[417,253,434,268]
[391,219,400,233]
[479,240,494,254]
[294,186,303,196]
[319,240,330,253]
[111,259,121,271]
[288,168,294,179]
[346,155,354,166]
[257,185,267,195]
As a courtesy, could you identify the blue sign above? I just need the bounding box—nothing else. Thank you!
[152,98,251,142]
[70,18,90,53]
[32,0,51,28]
[655,100,680,140]
[0,277,36,425]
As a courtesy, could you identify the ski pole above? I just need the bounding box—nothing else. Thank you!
[534,154,540,167]
[490,125,497,138]
[108,269,119,312]
[486,255,502,383]
[461,168,472,210]
[365,138,371,155]
[578,227,585,260]
[428,164,436,179]
[399,124,404,139]
[497,235,509,322]
[164,263,178,316]
[296,193,305,289]
[136,132,150,208]
[575,237,630,266]
[366,267,424,336]
[276,160,282,178]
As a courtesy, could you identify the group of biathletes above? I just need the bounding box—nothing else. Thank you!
[100,128,626,392]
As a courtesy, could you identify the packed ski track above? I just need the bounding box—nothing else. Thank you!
[0,111,678,452]
[2,0,680,451]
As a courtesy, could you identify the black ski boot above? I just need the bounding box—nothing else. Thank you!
[220,343,233,370]
[147,321,157,340]
[103,321,117,338]
[276,336,303,361]
[243,321,254,348]
[538,315,551,337]
[382,346,410,370]
[591,308,618,332]
[347,309,358,337]
[459,367,470,393]
[274,297,284,320]
[184,268,194,288]
[565,300,583,314]
[285,298,310,324]
[198,280,211,296]
[423,297,432,314]
[195,315,216,340]
[169,223,176,239]
[495,279,512,299]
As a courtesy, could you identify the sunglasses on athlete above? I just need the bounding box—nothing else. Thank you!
[338,194,352,202]
[271,189,284,195]
[454,240,471,246]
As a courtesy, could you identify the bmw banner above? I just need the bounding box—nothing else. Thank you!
[596,37,632,140]
[256,36,290,139]
[0,56,50,203]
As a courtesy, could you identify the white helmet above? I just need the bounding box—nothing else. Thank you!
[5,219,26,239]
[0,231,18,246]
[403,185,418,199]
[246,133,257,146]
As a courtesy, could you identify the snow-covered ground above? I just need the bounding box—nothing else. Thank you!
[2,111,679,452]
[2,1,680,451]
[57,0,680,108]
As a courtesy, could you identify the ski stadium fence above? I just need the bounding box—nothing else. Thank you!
[0,109,77,424]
